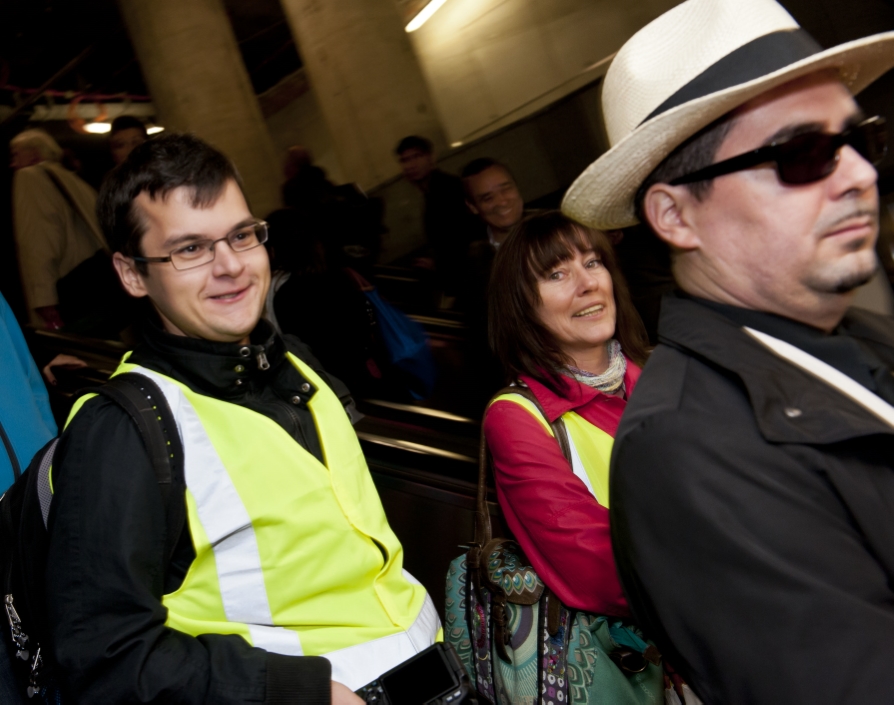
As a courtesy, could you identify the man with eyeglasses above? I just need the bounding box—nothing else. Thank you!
[562,1,894,703]
[45,134,438,704]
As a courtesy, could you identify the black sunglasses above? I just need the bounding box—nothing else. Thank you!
[670,115,887,187]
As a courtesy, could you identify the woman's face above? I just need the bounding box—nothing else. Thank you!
[536,247,617,366]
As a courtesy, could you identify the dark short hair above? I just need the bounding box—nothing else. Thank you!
[461,157,510,179]
[488,211,649,397]
[461,157,515,200]
[110,115,148,139]
[98,133,243,269]
[395,135,433,156]
[634,111,738,225]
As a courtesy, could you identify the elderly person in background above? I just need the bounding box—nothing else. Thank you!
[10,129,107,329]
[560,0,894,702]
[481,211,660,699]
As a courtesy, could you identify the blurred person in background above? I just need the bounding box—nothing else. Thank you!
[396,135,480,308]
[10,129,108,330]
[109,115,148,166]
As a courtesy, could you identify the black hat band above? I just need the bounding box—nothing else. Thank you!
[640,28,823,126]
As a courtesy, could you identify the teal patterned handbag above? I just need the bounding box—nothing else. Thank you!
[445,387,666,705]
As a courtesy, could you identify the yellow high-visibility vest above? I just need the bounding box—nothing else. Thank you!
[490,392,615,507]
[66,352,439,689]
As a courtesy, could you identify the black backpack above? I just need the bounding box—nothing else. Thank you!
[0,373,185,702]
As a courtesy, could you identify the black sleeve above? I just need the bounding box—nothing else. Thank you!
[45,396,332,704]
[610,409,894,705]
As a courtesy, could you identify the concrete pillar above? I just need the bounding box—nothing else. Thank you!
[279,0,447,189]
[117,0,282,217]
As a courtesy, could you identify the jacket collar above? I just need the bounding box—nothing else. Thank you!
[520,361,641,423]
[129,319,300,402]
[658,292,894,443]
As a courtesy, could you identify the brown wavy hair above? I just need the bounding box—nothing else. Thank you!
[488,211,649,397]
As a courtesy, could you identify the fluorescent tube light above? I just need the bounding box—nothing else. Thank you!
[406,0,449,32]
[84,122,111,134]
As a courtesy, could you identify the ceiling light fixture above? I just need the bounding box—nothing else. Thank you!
[147,125,165,135]
[84,122,111,134]
[405,0,449,32]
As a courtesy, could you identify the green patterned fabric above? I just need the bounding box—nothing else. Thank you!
[446,550,665,705]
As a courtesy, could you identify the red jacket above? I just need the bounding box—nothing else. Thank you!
[482,360,641,616]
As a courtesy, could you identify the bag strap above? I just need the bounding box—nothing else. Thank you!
[41,165,110,254]
[93,373,186,566]
[0,419,21,482]
[474,384,573,548]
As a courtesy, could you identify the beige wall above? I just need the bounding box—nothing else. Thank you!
[407,0,684,144]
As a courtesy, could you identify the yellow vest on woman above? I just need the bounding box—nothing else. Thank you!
[65,352,439,690]
[490,391,614,507]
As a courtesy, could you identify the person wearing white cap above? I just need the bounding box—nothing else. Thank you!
[562,0,894,702]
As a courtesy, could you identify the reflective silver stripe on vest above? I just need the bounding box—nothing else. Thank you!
[131,367,303,656]
[564,433,594,500]
[325,593,441,691]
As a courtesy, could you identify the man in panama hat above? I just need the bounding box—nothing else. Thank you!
[562,0,894,702]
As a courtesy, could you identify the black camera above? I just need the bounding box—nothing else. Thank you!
[355,642,474,704]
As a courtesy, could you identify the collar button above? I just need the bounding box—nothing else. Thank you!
[234,364,245,373]
[291,395,302,405]
[239,346,251,357]
[300,383,311,393]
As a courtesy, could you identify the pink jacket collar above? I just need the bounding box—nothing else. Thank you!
[519,358,641,425]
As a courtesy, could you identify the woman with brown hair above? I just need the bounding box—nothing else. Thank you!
[483,210,650,617]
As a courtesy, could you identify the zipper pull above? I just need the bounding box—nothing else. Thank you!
[257,350,270,371]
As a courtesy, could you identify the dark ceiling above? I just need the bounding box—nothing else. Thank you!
[0,0,302,108]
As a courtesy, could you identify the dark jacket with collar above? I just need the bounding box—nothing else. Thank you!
[610,293,894,705]
[45,321,356,705]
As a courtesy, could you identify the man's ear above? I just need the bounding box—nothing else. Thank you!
[642,183,702,252]
[112,252,149,298]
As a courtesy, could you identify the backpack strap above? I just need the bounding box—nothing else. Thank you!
[0,419,21,482]
[92,373,186,567]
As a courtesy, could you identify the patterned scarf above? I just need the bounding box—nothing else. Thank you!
[564,339,627,394]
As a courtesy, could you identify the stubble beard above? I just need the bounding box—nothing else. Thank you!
[804,207,880,295]
[803,241,878,295]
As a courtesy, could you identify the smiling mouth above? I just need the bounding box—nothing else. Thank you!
[210,287,248,301]
[573,304,604,317]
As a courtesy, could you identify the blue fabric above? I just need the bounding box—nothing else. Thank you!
[365,289,436,398]
[0,293,56,490]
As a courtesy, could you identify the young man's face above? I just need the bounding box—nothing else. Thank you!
[465,165,524,234]
[672,73,879,323]
[398,147,435,183]
[116,179,270,345]
[110,128,146,166]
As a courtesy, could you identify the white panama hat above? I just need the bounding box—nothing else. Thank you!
[561,0,894,230]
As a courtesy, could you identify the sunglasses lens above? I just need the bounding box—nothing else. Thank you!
[775,118,887,185]
[776,132,838,185]
[849,119,888,166]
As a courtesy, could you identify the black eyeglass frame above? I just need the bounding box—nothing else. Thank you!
[131,220,269,271]
[669,115,887,187]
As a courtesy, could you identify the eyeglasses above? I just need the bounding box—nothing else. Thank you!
[132,220,269,271]
[669,116,887,187]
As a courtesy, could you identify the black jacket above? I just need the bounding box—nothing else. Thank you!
[46,321,357,704]
[610,293,894,704]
